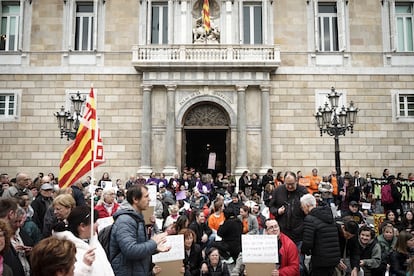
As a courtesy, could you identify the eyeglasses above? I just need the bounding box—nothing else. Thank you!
[267,225,279,230]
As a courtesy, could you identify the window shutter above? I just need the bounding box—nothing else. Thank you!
[337,0,346,51]
[313,0,319,51]
[93,0,98,51]
[18,0,24,51]
[389,0,396,51]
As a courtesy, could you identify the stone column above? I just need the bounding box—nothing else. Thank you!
[138,85,153,175]
[163,85,178,176]
[235,85,248,177]
[260,85,272,174]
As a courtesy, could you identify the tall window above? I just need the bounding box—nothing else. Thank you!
[0,2,19,51]
[151,3,168,44]
[396,3,413,52]
[75,2,94,51]
[243,3,262,44]
[318,3,338,51]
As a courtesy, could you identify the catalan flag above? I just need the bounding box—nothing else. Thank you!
[58,87,104,188]
[202,0,211,32]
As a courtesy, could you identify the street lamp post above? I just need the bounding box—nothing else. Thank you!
[314,87,359,176]
[54,91,86,140]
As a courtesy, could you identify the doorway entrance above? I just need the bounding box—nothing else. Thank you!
[182,102,230,176]
[185,129,227,174]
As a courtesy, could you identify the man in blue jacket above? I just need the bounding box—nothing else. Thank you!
[109,184,170,276]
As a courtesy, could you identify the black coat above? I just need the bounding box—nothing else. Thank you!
[189,221,212,246]
[184,243,203,276]
[302,206,341,268]
[389,250,410,276]
[337,222,361,271]
[201,259,230,276]
[269,184,308,243]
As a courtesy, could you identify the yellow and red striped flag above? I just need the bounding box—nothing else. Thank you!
[202,0,211,32]
[58,87,104,188]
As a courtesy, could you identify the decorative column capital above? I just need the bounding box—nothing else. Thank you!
[165,84,177,92]
[141,85,153,93]
[236,85,248,93]
[260,85,271,93]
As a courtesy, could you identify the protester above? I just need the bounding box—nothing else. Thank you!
[179,228,203,276]
[389,230,414,276]
[54,205,114,275]
[189,209,213,250]
[336,218,361,276]
[200,247,230,276]
[211,208,243,263]
[0,219,13,276]
[300,193,340,276]
[264,219,299,276]
[269,171,307,274]
[358,225,381,276]
[43,194,76,238]
[238,205,258,234]
[30,236,76,276]
[94,187,119,218]
[31,182,54,232]
[109,184,170,276]
[377,223,398,275]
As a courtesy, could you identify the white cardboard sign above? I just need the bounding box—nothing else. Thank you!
[242,235,279,263]
[152,235,185,263]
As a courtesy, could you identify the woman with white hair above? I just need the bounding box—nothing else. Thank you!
[94,187,119,219]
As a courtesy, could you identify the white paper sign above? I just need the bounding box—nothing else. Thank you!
[361,202,371,210]
[147,185,157,207]
[242,235,279,263]
[152,235,185,263]
[96,216,114,233]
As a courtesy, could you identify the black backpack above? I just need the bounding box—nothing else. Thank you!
[98,213,142,261]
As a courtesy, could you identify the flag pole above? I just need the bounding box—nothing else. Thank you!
[90,85,95,242]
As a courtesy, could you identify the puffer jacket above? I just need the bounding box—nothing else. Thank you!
[302,205,341,268]
[109,204,157,276]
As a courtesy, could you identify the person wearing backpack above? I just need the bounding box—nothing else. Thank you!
[382,175,403,218]
[109,184,170,276]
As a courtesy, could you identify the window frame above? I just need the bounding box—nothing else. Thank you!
[311,0,348,52]
[0,0,26,52]
[242,2,263,45]
[0,89,21,121]
[391,90,414,123]
[395,2,414,52]
[63,0,104,52]
[150,2,168,45]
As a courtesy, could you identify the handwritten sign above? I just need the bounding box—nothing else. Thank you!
[153,235,184,263]
[242,235,278,263]
[147,184,157,207]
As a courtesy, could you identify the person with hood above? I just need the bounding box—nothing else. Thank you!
[109,184,170,276]
[53,205,114,276]
[300,193,340,276]
[357,225,381,276]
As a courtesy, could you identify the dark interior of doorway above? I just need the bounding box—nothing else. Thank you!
[185,129,227,176]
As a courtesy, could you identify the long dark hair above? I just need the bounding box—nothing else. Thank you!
[66,206,98,237]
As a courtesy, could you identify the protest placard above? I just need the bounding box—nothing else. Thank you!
[242,234,278,263]
[152,235,184,263]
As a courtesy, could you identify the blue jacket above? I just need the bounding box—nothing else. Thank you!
[109,204,157,276]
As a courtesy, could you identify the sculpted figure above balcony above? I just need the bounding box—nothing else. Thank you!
[193,18,220,44]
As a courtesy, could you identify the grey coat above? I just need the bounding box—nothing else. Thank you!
[109,204,157,276]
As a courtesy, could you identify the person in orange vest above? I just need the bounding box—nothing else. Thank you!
[306,168,322,195]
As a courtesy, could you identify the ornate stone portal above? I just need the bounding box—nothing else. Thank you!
[184,104,228,126]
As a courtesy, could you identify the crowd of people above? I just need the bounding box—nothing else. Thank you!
[0,167,413,276]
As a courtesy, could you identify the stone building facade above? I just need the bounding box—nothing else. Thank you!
[0,0,413,181]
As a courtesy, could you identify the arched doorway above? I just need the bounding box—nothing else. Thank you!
[182,102,230,175]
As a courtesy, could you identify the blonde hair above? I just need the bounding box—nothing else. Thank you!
[53,194,76,209]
